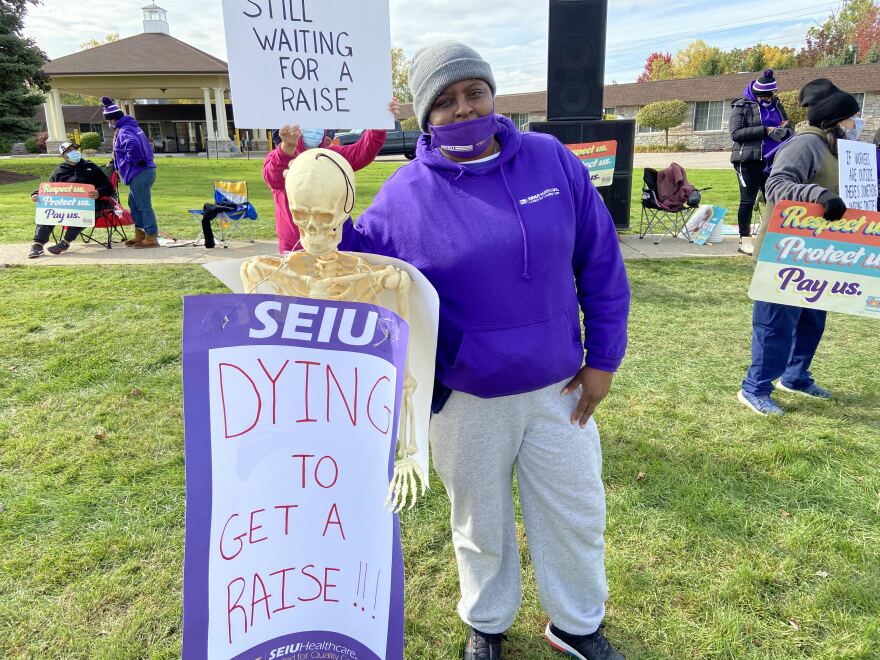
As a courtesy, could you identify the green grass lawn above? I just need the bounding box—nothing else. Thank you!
[0,157,742,243]
[1,261,877,658]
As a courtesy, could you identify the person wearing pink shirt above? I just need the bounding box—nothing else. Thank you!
[263,99,401,252]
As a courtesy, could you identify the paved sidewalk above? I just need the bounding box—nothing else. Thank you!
[0,233,744,267]
[634,151,731,170]
[0,239,279,267]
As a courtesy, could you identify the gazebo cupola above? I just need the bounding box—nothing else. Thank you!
[142,3,170,35]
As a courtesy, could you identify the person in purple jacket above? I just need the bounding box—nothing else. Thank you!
[103,97,159,248]
[340,42,629,660]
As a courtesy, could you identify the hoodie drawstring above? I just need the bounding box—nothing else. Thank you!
[499,162,531,281]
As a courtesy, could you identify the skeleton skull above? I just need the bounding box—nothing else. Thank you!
[284,148,355,255]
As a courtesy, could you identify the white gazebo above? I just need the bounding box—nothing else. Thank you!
[40,4,269,155]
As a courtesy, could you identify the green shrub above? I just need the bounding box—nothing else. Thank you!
[79,132,103,150]
[0,139,12,154]
[25,138,39,153]
[636,100,688,145]
[776,90,805,125]
[634,142,690,153]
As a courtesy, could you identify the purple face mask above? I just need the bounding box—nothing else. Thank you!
[429,113,498,156]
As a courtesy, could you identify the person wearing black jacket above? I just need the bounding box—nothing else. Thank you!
[28,141,114,258]
[729,70,794,255]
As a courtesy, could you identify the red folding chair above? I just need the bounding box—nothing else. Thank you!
[53,170,135,249]
[79,171,135,249]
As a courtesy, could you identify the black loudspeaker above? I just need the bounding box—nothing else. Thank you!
[547,0,607,121]
[529,119,635,173]
[598,173,632,230]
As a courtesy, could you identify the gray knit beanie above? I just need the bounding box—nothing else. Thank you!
[409,41,496,132]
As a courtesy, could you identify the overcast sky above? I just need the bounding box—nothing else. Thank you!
[23,0,844,93]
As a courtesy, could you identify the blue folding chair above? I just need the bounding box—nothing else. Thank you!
[188,181,258,248]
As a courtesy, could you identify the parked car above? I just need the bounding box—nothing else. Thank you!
[334,121,422,159]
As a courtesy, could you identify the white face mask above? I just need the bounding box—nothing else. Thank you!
[846,117,865,140]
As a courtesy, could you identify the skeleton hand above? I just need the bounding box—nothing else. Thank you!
[385,456,426,513]
[384,377,425,512]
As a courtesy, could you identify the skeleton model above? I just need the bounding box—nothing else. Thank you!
[240,148,425,511]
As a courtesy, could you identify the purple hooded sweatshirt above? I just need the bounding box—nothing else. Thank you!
[112,115,156,185]
[340,115,630,399]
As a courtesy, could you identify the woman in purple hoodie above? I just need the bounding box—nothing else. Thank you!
[341,42,629,660]
[103,97,159,248]
[728,70,793,255]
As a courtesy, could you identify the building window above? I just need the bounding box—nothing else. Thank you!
[693,101,724,132]
[851,92,865,117]
[603,107,616,118]
[78,123,104,138]
[141,122,163,141]
[503,113,530,132]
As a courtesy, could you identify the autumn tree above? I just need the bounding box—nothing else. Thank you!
[636,100,688,145]
[851,2,880,62]
[391,47,412,102]
[80,32,120,51]
[637,52,675,82]
[673,40,726,78]
[0,0,47,145]
[797,0,878,66]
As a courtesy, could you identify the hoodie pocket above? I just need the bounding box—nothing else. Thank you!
[447,310,583,397]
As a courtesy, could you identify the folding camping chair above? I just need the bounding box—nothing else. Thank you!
[638,163,708,244]
[188,181,258,248]
[80,171,135,248]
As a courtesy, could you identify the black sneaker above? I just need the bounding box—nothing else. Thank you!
[463,627,505,660]
[27,243,44,259]
[545,623,624,660]
[47,240,70,255]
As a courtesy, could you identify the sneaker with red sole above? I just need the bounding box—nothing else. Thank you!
[545,622,624,660]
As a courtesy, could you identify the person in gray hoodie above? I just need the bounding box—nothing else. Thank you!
[738,79,861,416]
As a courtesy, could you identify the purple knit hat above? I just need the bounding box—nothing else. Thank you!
[752,70,777,96]
[102,96,124,121]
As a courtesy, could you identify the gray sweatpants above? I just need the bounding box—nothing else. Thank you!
[430,380,608,636]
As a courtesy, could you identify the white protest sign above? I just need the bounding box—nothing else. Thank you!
[838,139,878,211]
[220,0,395,130]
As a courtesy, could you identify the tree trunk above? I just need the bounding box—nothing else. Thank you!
[665,128,669,146]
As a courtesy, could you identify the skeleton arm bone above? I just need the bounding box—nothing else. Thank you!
[381,267,426,512]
